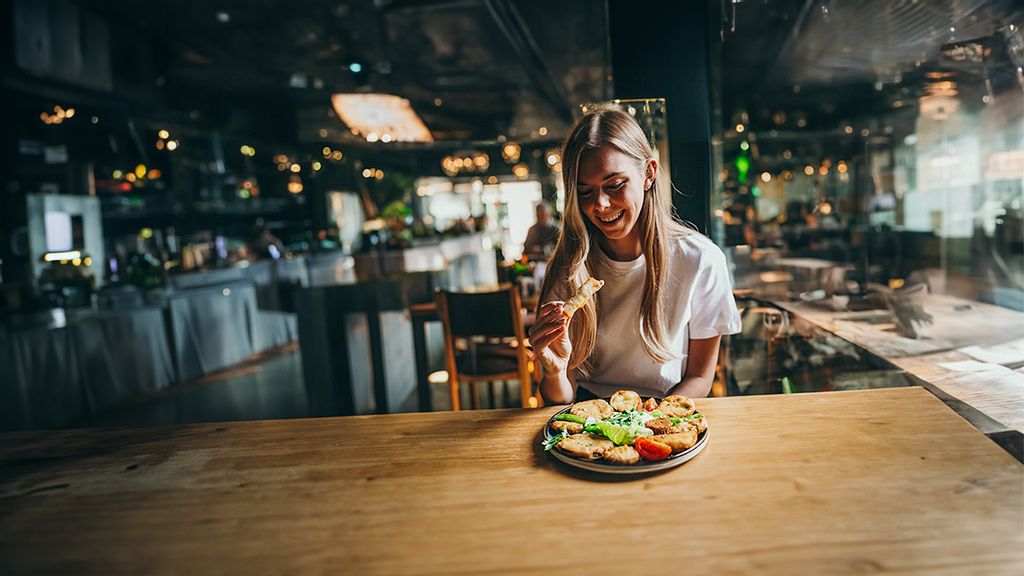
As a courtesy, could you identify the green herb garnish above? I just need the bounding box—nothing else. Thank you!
[542,430,570,451]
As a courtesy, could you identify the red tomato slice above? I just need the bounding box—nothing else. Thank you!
[635,437,672,461]
[642,397,658,411]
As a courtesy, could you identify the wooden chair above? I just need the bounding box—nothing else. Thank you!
[435,284,534,411]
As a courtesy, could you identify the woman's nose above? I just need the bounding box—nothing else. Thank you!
[595,190,611,209]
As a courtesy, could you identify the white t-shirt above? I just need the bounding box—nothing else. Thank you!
[579,232,742,398]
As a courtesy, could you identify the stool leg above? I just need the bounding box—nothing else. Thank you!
[470,382,480,410]
[449,376,461,412]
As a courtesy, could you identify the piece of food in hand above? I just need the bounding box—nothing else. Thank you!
[644,417,691,436]
[650,429,698,453]
[561,276,604,319]
[609,390,642,412]
[550,420,584,434]
[569,398,614,420]
[603,445,641,465]
[642,397,659,412]
[657,395,696,418]
[634,437,672,461]
[557,433,615,460]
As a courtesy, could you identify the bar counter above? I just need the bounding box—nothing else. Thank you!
[1,387,1021,574]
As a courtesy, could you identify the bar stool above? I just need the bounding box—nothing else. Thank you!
[435,284,534,411]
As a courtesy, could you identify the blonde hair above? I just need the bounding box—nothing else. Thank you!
[540,108,692,377]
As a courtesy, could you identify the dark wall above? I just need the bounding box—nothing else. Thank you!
[609,0,716,235]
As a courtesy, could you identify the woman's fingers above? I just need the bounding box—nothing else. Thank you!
[530,322,566,351]
[531,328,566,355]
[529,313,566,341]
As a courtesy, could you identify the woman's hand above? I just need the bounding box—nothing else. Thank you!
[528,301,572,376]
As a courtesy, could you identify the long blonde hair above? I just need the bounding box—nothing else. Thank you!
[540,108,692,377]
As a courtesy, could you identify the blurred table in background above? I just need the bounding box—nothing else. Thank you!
[0,307,175,430]
[775,293,1024,459]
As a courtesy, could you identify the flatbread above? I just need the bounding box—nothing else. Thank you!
[562,276,604,318]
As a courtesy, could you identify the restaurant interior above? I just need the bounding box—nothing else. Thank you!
[3,0,1023,440]
[2,0,1023,572]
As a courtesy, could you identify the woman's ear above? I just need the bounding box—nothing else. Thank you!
[644,158,659,190]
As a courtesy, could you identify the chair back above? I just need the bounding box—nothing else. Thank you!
[434,284,532,410]
[436,285,523,340]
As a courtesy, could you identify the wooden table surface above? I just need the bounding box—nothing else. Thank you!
[1,387,1022,575]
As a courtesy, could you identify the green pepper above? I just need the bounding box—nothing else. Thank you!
[584,424,602,435]
[555,413,586,424]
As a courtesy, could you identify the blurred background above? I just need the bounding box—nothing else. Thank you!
[1,0,1021,432]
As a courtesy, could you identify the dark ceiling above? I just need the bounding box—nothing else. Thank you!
[90,0,610,147]
[721,0,1023,132]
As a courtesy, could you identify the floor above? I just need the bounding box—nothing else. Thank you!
[80,343,525,428]
[82,345,312,427]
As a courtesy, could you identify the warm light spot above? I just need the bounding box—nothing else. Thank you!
[290,163,301,173]
[112,170,123,179]
[72,257,82,266]
[362,168,373,178]
[312,161,322,171]
[135,164,147,178]
[760,172,772,183]
[538,126,548,136]
[158,129,170,139]
[527,396,539,408]
[818,165,828,175]
[331,151,343,161]
[167,140,179,151]
[428,370,449,384]
[804,165,814,176]
[513,163,529,179]
[735,124,745,133]
[380,133,393,143]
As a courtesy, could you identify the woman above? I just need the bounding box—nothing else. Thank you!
[529,108,741,404]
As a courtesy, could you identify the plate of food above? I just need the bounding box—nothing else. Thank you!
[542,390,708,474]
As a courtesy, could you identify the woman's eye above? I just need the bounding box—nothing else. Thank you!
[607,181,625,191]
[578,188,593,197]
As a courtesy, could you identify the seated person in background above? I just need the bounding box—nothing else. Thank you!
[523,202,560,260]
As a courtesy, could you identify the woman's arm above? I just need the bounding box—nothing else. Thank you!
[539,367,576,404]
[668,335,721,398]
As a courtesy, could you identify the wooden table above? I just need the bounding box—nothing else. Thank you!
[2,387,1022,574]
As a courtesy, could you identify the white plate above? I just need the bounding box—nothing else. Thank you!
[544,406,709,474]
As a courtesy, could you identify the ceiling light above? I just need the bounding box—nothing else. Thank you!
[331,94,433,143]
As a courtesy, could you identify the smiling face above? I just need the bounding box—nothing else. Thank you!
[576,145,656,260]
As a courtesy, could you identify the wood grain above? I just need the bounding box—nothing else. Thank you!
[1,387,1022,575]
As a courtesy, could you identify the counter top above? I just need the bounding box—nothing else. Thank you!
[1,387,1021,574]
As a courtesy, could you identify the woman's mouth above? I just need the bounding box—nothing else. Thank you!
[597,209,625,224]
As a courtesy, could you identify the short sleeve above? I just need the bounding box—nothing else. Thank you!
[688,243,742,339]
